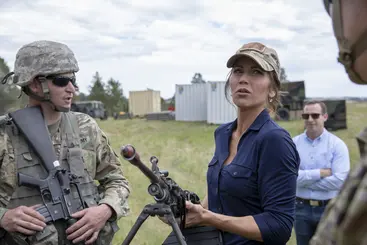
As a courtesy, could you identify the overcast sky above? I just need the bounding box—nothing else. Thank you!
[1,0,366,99]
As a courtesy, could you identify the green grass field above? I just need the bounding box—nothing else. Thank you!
[96,101,366,245]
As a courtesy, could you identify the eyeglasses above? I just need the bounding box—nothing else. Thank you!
[302,113,321,120]
[46,75,78,88]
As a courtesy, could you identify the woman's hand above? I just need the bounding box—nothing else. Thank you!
[185,201,208,227]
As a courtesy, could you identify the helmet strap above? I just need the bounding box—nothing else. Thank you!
[23,78,71,113]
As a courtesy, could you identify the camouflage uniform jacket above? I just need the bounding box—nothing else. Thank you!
[0,111,130,244]
[310,127,367,245]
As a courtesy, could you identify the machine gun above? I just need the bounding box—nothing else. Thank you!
[120,144,201,245]
[8,106,86,244]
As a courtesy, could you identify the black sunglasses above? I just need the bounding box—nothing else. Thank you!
[302,113,321,120]
[46,75,78,88]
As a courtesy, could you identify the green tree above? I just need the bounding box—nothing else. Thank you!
[280,67,289,83]
[191,73,206,84]
[106,78,128,114]
[88,72,107,102]
[74,92,88,101]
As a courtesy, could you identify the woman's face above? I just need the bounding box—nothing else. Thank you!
[229,56,274,110]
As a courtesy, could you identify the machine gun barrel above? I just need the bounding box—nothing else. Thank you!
[120,144,162,185]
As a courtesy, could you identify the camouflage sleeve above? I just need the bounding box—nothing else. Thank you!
[82,115,131,221]
[310,127,367,245]
[0,125,9,224]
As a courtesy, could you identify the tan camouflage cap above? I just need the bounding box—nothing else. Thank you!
[226,42,281,82]
[12,40,79,87]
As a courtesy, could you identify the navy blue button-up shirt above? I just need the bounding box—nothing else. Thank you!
[207,109,300,245]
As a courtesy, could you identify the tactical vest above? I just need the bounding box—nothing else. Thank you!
[1,112,118,245]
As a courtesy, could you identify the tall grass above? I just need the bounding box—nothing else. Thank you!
[96,101,366,245]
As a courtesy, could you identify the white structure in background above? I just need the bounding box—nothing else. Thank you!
[207,81,237,124]
[175,83,207,121]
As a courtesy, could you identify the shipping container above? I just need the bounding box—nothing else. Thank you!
[175,83,207,121]
[128,89,161,117]
[207,81,238,125]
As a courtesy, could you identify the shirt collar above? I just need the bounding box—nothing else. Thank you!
[304,128,328,142]
[226,109,271,132]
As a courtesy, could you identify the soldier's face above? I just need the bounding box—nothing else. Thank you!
[303,104,328,134]
[328,0,367,84]
[46,72,77,109]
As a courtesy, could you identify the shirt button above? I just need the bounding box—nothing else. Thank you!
[218,207,222,212]
[215,188,218,194]
[233,172,237,176]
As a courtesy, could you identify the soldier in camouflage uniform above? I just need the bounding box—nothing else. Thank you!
[0,40,130,245]
[310,0,367,244]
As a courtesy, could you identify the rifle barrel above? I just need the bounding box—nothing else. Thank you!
[120,145,161,184]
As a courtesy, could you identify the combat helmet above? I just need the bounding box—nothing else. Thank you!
[323,0,367,85]
[1,40,79,112]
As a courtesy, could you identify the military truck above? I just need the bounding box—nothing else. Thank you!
[71,100,108,120]
[323,99,347,131]
[276,81,306,121]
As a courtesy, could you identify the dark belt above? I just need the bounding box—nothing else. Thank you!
[296,197,331,207]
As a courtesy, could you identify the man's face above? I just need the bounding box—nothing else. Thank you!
[31,72,77,110]
[302,103,328,135]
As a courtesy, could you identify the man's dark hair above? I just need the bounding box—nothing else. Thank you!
[304,100,327,114]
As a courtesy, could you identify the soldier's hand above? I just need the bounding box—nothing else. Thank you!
[0,205,46,235]
[66,204,113,245]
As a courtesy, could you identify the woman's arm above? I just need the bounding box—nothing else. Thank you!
[203,211,262,241]
[252,129,300,244]
[186,202,262,241]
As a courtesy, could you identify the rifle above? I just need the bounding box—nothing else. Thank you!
[8,106,86,244]
[120,144,202,245]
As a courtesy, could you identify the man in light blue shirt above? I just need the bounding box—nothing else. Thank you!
[292,100,350,245]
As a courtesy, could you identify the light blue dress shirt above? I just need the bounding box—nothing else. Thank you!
[292,129,350,200]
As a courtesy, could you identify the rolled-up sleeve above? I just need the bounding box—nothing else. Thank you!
[253,129,300,244]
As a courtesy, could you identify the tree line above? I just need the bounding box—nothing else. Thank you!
[1,56,289,116]
[75,71,129,115]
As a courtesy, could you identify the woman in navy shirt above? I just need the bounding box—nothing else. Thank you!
[184,42,300,245]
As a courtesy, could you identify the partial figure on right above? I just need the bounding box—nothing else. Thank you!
[310,0,367,245]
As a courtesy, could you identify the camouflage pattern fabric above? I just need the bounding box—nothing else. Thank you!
[0,112,130,244]
[226,42,281,83]
[310,127,367,245]
[10,40,79,87]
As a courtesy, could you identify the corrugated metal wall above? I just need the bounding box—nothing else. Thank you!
[129,90,161,116]
[175,83,207,121]
[207,81,237,124]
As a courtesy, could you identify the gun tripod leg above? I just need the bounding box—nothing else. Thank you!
[165,212,187,245]
[121,209,150,245]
